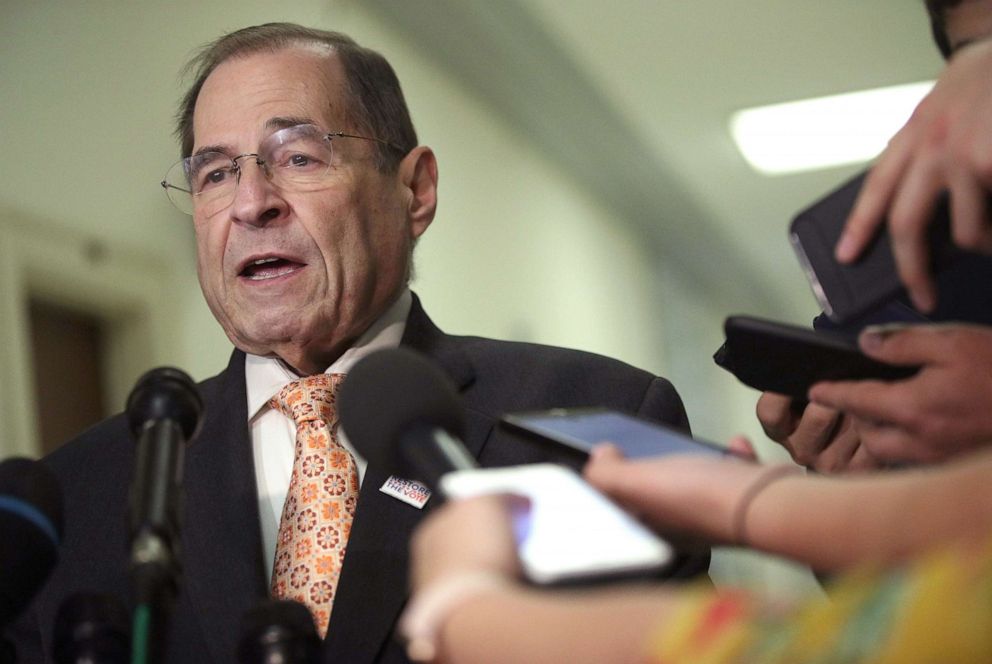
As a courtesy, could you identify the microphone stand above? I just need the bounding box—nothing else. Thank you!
[125,368,202,664]
[129,418,184,664]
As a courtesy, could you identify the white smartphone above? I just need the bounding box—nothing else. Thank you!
[439,463,673,585]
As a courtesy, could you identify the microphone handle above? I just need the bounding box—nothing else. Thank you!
[129,419,185,556]
[236,600,320,664]
[53,592,130,664]
[398,426,478,491]
[129,419,185,664]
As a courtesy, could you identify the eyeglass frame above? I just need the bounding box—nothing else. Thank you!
[160,125,405,215]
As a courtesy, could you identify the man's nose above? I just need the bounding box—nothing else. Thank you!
[229,159,288,227]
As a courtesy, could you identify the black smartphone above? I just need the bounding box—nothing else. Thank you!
[714,315,920,400]
[789,172,958,323]
[500,408,739,459]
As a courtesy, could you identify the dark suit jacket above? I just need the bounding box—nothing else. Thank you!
[11,295,705,663]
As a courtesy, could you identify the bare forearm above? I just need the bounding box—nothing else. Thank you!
[746,450,992,570]
[436,585,675,664]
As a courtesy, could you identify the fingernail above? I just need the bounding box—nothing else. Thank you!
[860,323,910,350]
[588,444,611,461]
[911,290,936,314]
[835,233,855,262]
[860,329,884,352]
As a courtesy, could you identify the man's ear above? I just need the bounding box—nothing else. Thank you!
[398,146,438,239]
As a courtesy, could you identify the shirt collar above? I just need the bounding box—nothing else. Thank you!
[244,288,412,421]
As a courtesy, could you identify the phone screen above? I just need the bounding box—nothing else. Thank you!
[501,408,732,459]
[439,464,673,584]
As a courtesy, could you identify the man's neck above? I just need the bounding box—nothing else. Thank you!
[256,289,414,376]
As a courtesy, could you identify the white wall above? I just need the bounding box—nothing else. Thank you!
[1,0,815,596]
[1,0,739,438]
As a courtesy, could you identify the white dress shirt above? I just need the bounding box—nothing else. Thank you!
[245,289,412,582]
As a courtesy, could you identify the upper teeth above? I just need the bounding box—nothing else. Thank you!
[252,257,279,265]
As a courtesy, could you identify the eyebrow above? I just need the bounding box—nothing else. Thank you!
[264,116,316,131]
[191,143,233,159]
[191,117,319,158]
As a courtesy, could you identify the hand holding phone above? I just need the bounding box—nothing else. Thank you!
[714,315,920,400]
[789,172,960,323]
[439,464,673,584]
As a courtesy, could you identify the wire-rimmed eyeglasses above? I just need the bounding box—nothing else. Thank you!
[160,123,400,216]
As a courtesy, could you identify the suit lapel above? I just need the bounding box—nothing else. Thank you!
[181,351,268,663]
[401,294,491,463]
[321,294,495,662]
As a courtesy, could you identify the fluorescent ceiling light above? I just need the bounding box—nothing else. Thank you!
[730,81,934,175]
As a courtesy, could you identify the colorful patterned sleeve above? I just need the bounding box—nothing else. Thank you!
[647,539,992,663]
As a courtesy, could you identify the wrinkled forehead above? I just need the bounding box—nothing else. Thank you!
[944,0,992,51]
[191,46,351,151]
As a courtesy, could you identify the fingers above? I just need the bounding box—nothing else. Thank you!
[588,442,625,463]
[947,170,992,253]
[809,422,861,473]
[755,392,800,442]
[808,378,914,430]
[726,435,757,461]
[859,323,992,367]
[583,444,628,493]
[845,443,883,472]
[857,324,948,365]
[411,494,520,588]
[756,392,857,468]
[852,419,942,465]
[886,146,946,312]
[837,42,992,307]
[781,403,844,467]
[836,126,915,264]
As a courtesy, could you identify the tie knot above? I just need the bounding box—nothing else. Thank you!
[269,373,346,426]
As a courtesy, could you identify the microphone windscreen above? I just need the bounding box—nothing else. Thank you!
[0,457,64,626]
[236,599,319,664]
[53,592,129,664]
[126,366,203,441]
[338,348,464,472]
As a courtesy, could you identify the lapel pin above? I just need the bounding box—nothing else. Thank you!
[379,476,431,509]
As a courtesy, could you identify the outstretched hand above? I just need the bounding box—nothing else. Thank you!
[836,38,992,312]
[409,494,523,593]
[809,323,992,464]
[584,442,764,545]
[756,392,879,473]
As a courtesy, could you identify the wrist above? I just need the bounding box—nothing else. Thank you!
[401,570,512,662]
[731,464,803,546]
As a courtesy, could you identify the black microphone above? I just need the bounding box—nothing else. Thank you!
[236,600,320,664]
[338,348,474,489]
[53,592,129,664]
[125,366,203,664]
[0,457,64,628]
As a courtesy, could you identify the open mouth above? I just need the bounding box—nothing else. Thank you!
[239,256,306,281]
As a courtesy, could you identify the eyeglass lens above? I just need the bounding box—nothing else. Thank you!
[163,124,335,216]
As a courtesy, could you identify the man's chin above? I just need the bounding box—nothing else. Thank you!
[224,326,338,373]
[222,323,296,357]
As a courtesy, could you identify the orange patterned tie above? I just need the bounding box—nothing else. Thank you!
[268,373,358,638]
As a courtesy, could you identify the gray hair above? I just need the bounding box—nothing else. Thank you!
[175,23,416,171]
